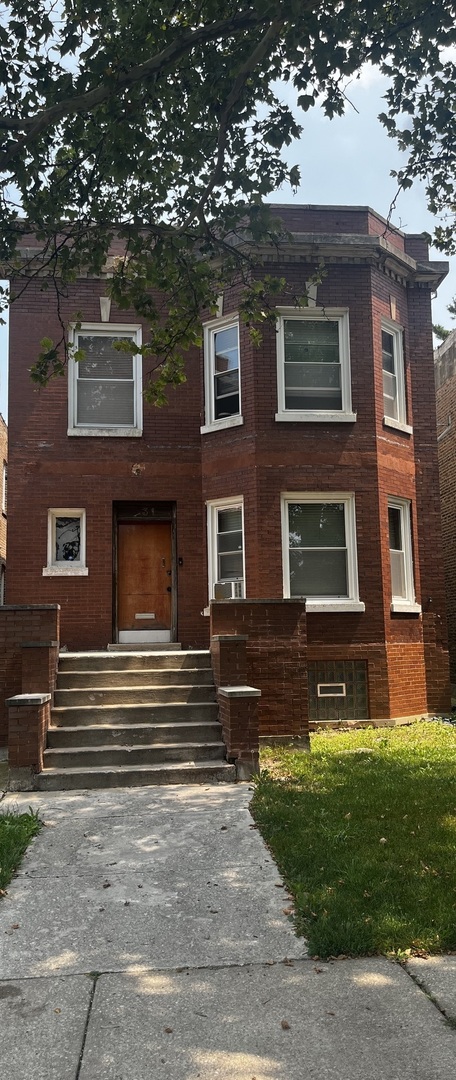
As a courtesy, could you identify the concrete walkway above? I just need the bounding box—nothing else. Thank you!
[1,784,455,1079]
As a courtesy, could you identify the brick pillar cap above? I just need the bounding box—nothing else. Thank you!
[219,685,261,698]
[6,693,52,706]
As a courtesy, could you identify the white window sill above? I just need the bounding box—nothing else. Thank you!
[391,601,421,614]
[383,417,413,435]
[200,416,244,435]
[304,600,365,613]
[275,411,357,424]
[42,566,89,577]
[67,427,142,438]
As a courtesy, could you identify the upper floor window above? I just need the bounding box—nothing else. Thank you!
[207,497,245,600]
[68,323,142,437]
[202,317,242,433]
[388,497,420,613]
[281,493,364,612]
[276,309,356,423]
[382,321,410,432]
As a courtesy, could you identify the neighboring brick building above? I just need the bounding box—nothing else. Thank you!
[0,413,6,602]
[435,330,456,682]
[6,205,451,724]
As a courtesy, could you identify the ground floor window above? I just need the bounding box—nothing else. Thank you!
[388,497,420,612]
[43,509,88,576]
[281,493,364,612]
[207,497,245,600]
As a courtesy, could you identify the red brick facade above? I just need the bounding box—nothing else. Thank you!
[0,413,6,599]
[5,205,450,732]
[435,331,456,682]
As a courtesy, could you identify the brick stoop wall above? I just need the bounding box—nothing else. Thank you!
[0,605,60,746]
[210,600,308,742]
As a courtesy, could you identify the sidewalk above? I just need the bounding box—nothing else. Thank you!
[1,784,455,1079]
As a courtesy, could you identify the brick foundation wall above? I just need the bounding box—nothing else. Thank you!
[210,600,308,739]
[0,605,60,745]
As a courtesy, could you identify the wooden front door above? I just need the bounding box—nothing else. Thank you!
[117,521,173,642]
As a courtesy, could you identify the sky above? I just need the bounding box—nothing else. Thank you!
[0,64,454,420]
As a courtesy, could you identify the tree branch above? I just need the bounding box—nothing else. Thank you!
[182,17,285,230]
[0,9,269,167]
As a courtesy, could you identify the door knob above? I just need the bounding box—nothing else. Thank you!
[167,586,172,593]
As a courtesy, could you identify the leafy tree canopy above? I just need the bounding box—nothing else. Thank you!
[1,0,456,401]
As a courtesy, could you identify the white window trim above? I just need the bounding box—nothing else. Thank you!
[382,318,409,431]
[206,496,245,602]
[43,508,88,576]
[1,462,6,515]
[67,322,143,437]
[281,492,365,612]
[388,497,421,614]
[202,314,242,433]
[275,308,356,423]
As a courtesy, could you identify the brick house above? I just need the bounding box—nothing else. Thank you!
[0,413,6,602]
[435,330,456,683]
[5,204,451,731]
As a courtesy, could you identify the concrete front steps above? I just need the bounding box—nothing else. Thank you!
[36,649,236,790]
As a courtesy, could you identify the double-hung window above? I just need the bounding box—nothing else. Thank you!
[388,498,420,612]
[202,317,241,432]
[282,494,364,612]
[276,309,355,422]
[68,323,142,436]
[207,498,245,600]
[43,509,88,576]
[382,320,410,431]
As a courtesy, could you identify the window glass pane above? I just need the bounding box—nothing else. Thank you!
[214,327,238,372]
[219,552,243,579]
[218,508,242,533]
[289,548,348,596]
[383,371,398,417]
[215,371,239,397]
[284,320,339,363]
[285,363,341,389]
[390,549,406,598]
[218,531,242,554]
[388,506,402,550]
[77,335,134,380]
[288,503,346,548]
[55,517,81,562]
[77,381,135,425]
[382,331,395,374]
[285,388,342,410]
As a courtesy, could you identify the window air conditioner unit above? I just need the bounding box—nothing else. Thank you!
[214,579,244,600]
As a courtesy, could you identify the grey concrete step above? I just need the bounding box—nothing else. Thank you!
[36,760,236,790]
[51,702,219,726]
[54,684,216,707]
[43,742,227,769]
[108,643,182,651]
[56,667,214,689]
[47,721,224,748]
[58,650,210,672]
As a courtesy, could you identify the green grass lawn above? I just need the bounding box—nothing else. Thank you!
[0,808,41,894]
[251,722,456,960]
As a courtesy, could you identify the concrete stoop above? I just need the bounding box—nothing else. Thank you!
[37,649,235,790]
